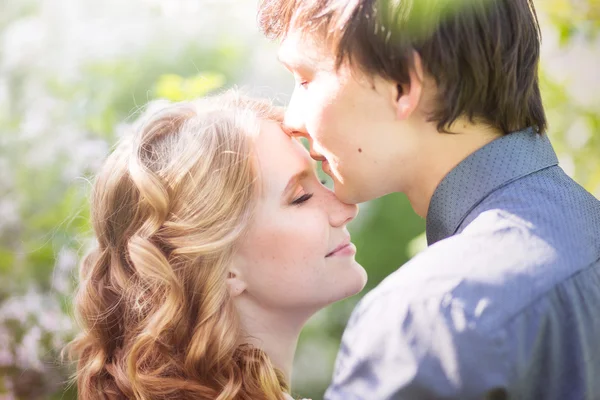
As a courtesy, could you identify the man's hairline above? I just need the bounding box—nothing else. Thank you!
[279,20,426,86]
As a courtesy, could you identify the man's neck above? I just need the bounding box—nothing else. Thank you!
[406,121,503,218]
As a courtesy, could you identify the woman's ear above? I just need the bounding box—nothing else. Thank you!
[394,50,424,120]
[226,267,247,297]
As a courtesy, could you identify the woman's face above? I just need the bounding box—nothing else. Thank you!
[232,121,367,314]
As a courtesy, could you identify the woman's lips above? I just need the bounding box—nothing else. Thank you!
[326,242,356,257]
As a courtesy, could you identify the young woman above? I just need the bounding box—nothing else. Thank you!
[67,91,367,400]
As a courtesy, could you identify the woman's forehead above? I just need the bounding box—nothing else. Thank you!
[255,121,313,192]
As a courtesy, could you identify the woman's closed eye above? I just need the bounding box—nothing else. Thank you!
[291,192,313,205]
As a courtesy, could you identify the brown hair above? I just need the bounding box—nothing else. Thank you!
[258,0,547,134]
[65,91,289,400]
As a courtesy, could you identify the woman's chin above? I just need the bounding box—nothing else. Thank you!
[347,261,368,296]
[269,262,367,315]
[327,261,368,304]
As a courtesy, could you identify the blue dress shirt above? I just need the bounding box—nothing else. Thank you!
[325,128,600,400]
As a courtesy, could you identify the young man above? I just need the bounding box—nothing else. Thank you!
[259,0,600,399]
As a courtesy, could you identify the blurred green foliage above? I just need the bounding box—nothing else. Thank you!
[155,72,227,101]
[0,1,598,399]
[545,0,600,43]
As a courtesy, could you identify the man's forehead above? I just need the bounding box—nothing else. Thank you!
[278,29,330,67]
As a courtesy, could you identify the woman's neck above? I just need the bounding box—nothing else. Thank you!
[243,321,300,382]
[236,301,309,383]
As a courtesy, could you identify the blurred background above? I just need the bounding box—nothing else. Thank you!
[0,0,598,398]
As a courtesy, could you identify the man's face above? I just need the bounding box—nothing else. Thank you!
[278,29,419,204]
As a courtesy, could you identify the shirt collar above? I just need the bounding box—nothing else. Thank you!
[426,128,559,245]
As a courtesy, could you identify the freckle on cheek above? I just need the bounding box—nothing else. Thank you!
[358,148,362,153]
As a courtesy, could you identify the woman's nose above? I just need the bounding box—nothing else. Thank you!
[328,192,359,228]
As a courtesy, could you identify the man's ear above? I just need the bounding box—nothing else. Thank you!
[226,266,247,297]
[394,50,424,120]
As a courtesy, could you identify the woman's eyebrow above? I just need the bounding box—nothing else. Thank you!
[282,170,310,198]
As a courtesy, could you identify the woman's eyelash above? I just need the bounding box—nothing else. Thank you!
[291,193,313,205]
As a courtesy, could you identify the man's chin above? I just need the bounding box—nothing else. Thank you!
[332,183,363,205]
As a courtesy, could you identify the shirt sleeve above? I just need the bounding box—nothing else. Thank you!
[324,290,512,400]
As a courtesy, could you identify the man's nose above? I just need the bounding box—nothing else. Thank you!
[308,143,326,162]
[286,131,326,162]
[284,95,327,162]
[283,92,305,132]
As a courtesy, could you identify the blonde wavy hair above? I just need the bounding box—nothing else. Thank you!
[66,91,289,400]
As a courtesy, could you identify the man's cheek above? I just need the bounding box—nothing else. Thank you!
[311,105,337,143]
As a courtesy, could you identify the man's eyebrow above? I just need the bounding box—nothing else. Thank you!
[277,46,316,69]
[282,169,310,197]
[277,51,298,69]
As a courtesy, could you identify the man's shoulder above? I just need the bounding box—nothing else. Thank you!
[358,208,575,331]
